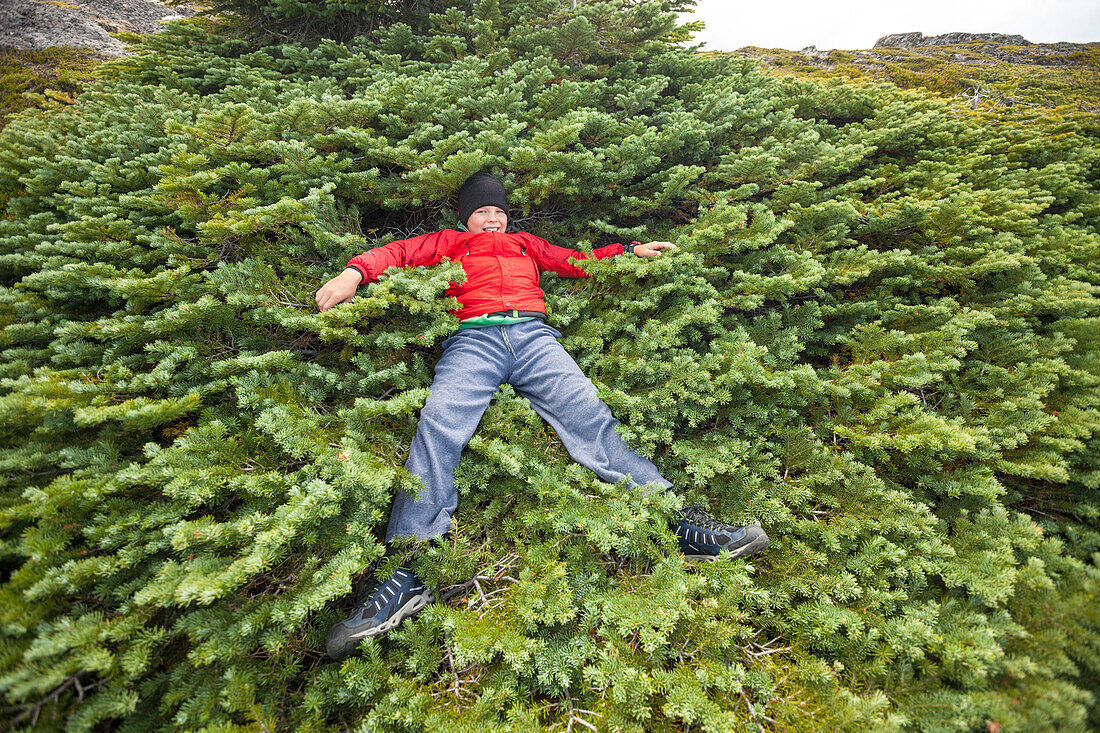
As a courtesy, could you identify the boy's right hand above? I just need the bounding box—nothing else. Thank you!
[315,268,362,312]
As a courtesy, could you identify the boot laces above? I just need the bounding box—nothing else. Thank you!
[358,568,411,608]
[680,505,727,532]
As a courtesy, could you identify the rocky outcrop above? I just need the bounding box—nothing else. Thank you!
[868,34,1092,68]
[0,0,200,57]
[875,32,1032,48]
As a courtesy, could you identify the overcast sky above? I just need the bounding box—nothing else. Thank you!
[678,0,1100,51]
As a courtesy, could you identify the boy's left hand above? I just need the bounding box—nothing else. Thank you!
[634,241,676,257]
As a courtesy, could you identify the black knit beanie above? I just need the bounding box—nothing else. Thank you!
[456,172,510,228]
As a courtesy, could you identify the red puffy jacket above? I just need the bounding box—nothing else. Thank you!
[346,229,625,320]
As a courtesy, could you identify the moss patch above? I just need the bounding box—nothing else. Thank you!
[0,45,109,129]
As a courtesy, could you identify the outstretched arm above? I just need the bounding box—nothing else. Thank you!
[526,233,677,278]
[315,230,452,312]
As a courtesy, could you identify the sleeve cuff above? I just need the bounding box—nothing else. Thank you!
[345,265,367,284]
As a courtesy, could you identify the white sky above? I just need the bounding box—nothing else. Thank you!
[679,0,1100,51]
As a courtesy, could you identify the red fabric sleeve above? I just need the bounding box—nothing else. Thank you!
[521,232,625,278]
[345,230,455,284]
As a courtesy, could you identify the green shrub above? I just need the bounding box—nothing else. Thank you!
[0,1,1097,730]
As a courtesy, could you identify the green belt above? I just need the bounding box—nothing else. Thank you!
[458,310,548,329]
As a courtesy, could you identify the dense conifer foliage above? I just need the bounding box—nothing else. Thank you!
[1,1,1097,730]
[185,0,455,43]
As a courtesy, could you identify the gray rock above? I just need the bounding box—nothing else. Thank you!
[875,32,1032,48]
[0,0,199,57]
[800,45,831,59]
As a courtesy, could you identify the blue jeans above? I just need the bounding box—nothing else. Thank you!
[386,319,672,541]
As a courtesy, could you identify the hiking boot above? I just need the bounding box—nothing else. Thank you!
[673,504,769,562]
[326,567,436,660]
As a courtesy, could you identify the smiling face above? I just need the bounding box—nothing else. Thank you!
[466,206,508,234]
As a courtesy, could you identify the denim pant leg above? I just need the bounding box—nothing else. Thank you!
[386,329,510,542]
[506,321,672,493]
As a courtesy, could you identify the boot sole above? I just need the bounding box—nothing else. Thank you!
[682,530,770,563]
[327,588,436,660]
